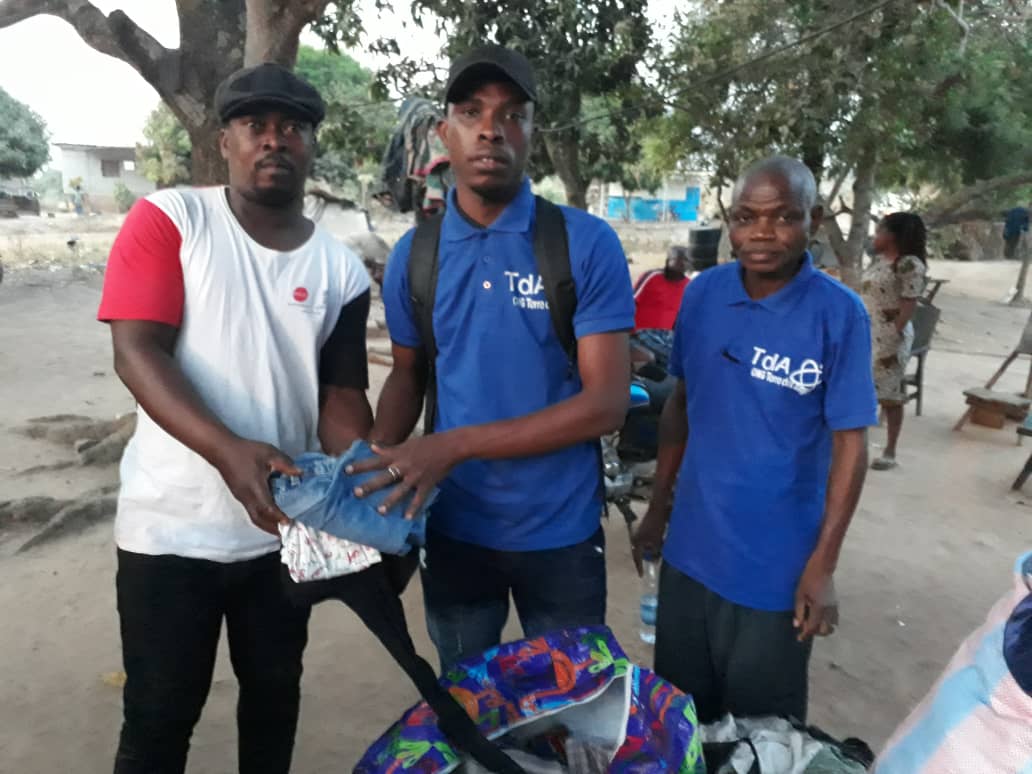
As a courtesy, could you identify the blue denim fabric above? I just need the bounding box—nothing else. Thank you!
[270,441,435,555]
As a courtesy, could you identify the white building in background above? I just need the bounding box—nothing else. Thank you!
[55,143,155,212]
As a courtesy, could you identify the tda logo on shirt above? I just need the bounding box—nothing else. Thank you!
[750,346,823,395]
[504,271,550,311]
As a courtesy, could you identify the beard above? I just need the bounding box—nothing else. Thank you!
[240,180,300,209]
[469,175,521,204]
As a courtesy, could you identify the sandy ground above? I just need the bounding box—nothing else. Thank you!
[2,213,1032,771]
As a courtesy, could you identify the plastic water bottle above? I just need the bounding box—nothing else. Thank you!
[639,552,659,645]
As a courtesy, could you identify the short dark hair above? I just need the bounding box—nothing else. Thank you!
[733,156,817,210]
[880,212,927,265]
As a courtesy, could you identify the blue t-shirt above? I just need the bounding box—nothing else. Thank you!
[382,180,634,551]
[664,256,877,611]
[1005,207,1030,240]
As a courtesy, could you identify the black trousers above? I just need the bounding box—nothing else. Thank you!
[654,561,812,724]
[421,528,608,669]
[114,549,310,774]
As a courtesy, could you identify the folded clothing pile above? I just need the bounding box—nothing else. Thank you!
[277,521,381,583]
[702,715,870,774]
[273,440,434,551]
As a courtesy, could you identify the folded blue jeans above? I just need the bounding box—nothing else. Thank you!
[270,440,435,556]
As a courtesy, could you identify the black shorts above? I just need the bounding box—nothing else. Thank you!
[654,561,813,723]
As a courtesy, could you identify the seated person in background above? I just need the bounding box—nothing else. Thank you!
[634,246,690,331]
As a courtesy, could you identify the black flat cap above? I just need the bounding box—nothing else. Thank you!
[215,63,326,125]
[444,44,537,105]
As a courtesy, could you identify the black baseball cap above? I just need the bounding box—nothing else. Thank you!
[215,63,326,125]
[444,44,537,105]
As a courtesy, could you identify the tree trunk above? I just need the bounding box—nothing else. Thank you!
[171,1,247,184]
[837,150,877,291]
[187,120,227,187]
[244,0,331,66]
[0,0,335,187]
[541,133,587,210]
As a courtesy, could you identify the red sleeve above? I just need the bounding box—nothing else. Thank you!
[633,270,661,300]
[97,199,184,326]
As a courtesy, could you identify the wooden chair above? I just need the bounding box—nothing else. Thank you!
[1012,424,1032,491]
[955,310,1032,431]
[903,300,941,417]
[923,277,950,304]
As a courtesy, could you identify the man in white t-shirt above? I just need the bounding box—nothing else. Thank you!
[97,64,373,774]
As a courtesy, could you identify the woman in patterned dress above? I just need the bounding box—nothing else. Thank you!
[862,212,928,471]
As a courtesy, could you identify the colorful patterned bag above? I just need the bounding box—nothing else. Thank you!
[355,626,705,773]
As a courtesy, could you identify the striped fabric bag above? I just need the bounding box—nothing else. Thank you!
[875,551,1032,773]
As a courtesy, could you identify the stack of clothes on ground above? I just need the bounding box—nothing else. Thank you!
[701,716,873,774]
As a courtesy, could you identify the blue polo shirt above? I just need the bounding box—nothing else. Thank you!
[382,180,634,551]
[664,255,877,611]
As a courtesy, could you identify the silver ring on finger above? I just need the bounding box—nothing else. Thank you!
[387,465,403,483]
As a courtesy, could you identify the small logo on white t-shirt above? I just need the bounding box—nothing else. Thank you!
[293,286,309,303]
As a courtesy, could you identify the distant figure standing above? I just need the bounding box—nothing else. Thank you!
[862,212,928,471]
[71,184,85,216]
[633,246,690,331]
[1004,205,1030,260]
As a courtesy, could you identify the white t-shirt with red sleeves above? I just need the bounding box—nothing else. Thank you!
[98,186,370,562]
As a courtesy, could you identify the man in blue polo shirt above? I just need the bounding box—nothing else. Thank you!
[634,156,876,723]
[350,45,634,668]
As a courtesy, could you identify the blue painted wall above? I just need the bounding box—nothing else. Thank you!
[607,186,700,222]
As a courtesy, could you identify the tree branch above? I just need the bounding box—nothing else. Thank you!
[935,0,970,53]
[827,168,849,207]
[244,0,333,65]
[925,207,999,226]
[925,169,1032,226]
[715,181,729,223]
[0,0,175,91]
[822,213,847,258]
[819,166,851,262]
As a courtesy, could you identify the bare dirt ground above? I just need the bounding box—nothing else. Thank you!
[2,212,1032,771]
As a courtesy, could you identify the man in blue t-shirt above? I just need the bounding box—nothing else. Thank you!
[633,156,877,723]
[1004,204,1030,260]
[349,45,634,668]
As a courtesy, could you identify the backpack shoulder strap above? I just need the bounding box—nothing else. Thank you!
[532,196,577,365]
[407,212,444,433]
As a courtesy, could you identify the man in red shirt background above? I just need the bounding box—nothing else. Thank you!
[633,245,690,331]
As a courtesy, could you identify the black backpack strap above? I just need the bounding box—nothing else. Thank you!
[408,212,444,434]
[530,197,610,516]
[532,196,577,368]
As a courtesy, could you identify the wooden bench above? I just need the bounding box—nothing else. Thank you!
[955,312,1032,432]
[961,388,1031,429]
